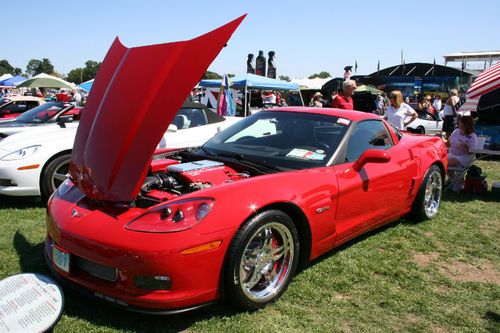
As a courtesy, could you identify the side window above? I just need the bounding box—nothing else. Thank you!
[188,109,207,128]
[345,120,393,162]
[26,101,40,110]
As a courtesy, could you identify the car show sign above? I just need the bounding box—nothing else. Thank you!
[0,273,64,332]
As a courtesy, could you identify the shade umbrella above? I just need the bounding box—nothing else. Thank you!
[460,62,500,112]
[16,73,75,89]
[355,84,382,95]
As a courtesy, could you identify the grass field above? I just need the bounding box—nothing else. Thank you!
[0,160,499,332]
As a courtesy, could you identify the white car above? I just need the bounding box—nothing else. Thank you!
[0,102,80,138]
[0,102,241,199]
[406,111,443,135]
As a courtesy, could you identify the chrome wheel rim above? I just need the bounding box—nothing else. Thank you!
[238,222,294,302]
[424,170,442,218]
[50,160,69,193]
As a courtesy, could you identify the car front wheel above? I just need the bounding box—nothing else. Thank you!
[40,153,71,201]
[224,210,299,310]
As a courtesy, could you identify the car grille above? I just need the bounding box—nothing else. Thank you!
[74,256,118,282]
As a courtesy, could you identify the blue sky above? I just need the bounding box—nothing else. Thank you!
[5,0,499,78]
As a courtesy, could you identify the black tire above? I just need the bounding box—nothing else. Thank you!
[223,210,300,310]
[411,165,443,221]
[40,153,71,201]
[417,126,425,134]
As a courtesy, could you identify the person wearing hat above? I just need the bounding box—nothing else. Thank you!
[309,92,324,107]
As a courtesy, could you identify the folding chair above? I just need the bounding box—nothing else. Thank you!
[445,158,475,192]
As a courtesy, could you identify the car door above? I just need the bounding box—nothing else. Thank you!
[333,120,417,242]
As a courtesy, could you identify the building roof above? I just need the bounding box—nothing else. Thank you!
[368,62,472,77]
[443,51,500,62]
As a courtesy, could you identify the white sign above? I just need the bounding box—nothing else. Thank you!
[0,273,64,333]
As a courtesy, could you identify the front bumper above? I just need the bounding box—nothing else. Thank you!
[45,196,236,312]
[0,162,41,196]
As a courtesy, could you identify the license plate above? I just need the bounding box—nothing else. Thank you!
[52,246,70,273]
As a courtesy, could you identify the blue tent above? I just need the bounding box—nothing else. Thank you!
[78,79,94,92]
[199,73,299,91]
[0,75,27,86]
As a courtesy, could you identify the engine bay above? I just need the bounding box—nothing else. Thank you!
[136,154,251,207]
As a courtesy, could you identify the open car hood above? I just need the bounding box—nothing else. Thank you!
[69,15,245,202]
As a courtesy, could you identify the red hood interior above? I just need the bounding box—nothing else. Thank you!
[69,15,246,202]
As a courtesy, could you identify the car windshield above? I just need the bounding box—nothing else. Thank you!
[203,111,350,170]
[15,102,72,123]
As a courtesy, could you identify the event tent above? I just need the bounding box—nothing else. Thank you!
[199,73,299,90]
[0,74,13,82]
[17,73,75,89]
[0,75,27,87]
[290,77,331,90]
[78,79,94,92]
[199,73,302,116]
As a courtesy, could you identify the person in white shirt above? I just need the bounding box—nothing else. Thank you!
[385,90,417,130]
[432,95,442,113]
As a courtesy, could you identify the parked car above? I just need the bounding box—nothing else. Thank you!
[44,15,446,313]
[406,110,443,135]
[0,96,45,120]
[0,104,239,199]
[0,102,81,137]
[46,108,448,314]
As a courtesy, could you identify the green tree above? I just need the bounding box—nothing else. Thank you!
[26,58,55,77]
[279,75,291,82]
[13,68,22,76]
[308,71,331,79]
[0,59,14,76]
[66,68,84,84]
[26,59,42,77]
[66,60,102,84]
[202,71,222,79]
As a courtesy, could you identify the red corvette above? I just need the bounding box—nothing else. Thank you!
[45,16,448,314]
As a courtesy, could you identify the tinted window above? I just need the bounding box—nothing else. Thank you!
[204,111,349,170]
[16,102,69,123]
[345,120,393,162]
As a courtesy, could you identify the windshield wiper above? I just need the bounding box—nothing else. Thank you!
[216,151,282,172]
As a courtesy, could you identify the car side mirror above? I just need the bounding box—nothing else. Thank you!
[167,124,178,132]
[352,149,391,172]
[57,115,74,128]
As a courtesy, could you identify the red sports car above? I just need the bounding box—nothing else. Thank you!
[45,16,448,314]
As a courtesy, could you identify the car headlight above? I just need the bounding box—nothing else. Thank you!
[125,198,214,233]
[55,178,74,198]
[0,145,41,161]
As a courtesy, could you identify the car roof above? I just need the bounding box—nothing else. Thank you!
[1,96,44,102]
[265,107,382,122]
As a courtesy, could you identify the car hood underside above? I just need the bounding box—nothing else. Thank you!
[69,15,245,202]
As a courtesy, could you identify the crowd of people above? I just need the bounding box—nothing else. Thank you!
[0,87,86,107]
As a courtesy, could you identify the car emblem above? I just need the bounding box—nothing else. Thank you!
[71,209,84,218]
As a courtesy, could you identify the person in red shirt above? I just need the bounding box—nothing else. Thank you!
[331,79,356,110]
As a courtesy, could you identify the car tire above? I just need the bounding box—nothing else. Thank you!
[40,153,71,201]
[223,210,300,310]
[417,126,425,134]
[411,165,443,221]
